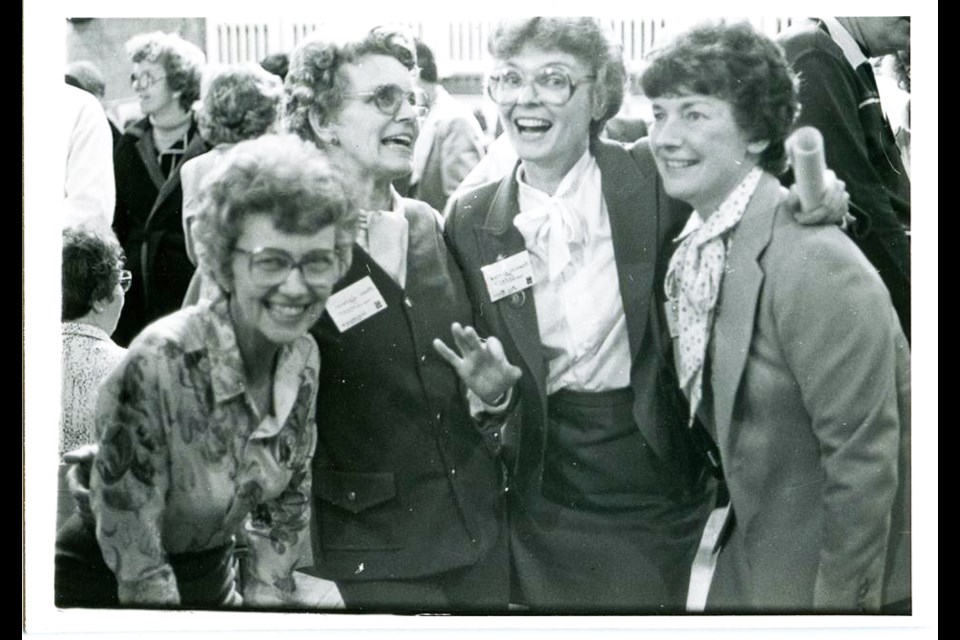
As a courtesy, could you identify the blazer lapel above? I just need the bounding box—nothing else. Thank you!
[132,120,166,191]
[595,141,657,363]
[145,127,207,232]
[710,174,784,451]
[474,173,548,396]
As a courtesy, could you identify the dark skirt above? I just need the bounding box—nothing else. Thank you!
[54,514,238,609]
[509,387,711,613]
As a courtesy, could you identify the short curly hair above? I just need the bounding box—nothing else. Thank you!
[62,226,125,321]
[488,18,626,141]
[192,134,359,292]
[126,31,206,112]
[283,25,417,145]
[197,63,283,145]
[641,21,798,174]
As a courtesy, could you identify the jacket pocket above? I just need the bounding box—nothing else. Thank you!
[313,469,402,551]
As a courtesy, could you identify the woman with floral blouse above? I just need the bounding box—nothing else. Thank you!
[54,134,357,609]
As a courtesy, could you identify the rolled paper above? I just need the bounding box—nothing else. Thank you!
[787,126,827,212]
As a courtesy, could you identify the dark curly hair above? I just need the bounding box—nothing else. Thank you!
[284,25,417,145]
[641,21,798,174]
[192,134,359,292]
[488,18,626,141]
[127,31,206,112]
[62,226,125,321]
[197,63,283,145]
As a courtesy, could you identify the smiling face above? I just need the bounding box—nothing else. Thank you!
[650,93,766,216]
[132,60,181,118]
[229,215,339,347]
[494,46,601,183]
[323,54,419,183]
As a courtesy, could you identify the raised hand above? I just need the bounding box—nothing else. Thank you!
[433,322,522,405]
[787,169,854,228]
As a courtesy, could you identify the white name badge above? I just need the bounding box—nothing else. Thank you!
[325,276,387,332]
[481,251,536,303]
[664,300,680,338]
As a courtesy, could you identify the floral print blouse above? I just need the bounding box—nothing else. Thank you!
[89,297,318,606]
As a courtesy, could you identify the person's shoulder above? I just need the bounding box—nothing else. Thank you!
[777,20,841,61]
[125,303,208,359]
[446,178,503,224]
[767,205,884,290]
[401,196,446,231]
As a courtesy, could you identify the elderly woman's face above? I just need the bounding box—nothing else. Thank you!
[492,46,598,173]
[650,93,762,215]
[325,54,420,181]
[131,60,180,117]
[229,214,339,346]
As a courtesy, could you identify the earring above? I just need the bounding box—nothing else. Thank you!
[324,134,340,147]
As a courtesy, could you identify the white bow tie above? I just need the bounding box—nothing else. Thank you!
[513,198,585,281]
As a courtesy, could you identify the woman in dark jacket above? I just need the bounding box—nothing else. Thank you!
[283,26,509,612]
[112,31,206,346]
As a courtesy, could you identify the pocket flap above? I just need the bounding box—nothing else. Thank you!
[313,469,396,514]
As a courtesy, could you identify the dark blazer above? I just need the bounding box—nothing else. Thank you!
[444,139,705,495]
[779,20,910,339]
[308,199,503,582]
[701,174,911,612]
[112,117,208,346]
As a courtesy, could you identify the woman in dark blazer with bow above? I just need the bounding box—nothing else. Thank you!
[112,31,207,346]
[438,18,711,612]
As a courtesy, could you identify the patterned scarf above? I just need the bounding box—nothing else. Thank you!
[665,167,763,425]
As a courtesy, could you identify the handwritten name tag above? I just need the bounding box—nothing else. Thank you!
[481,251,536,303]
[325,276,387,332]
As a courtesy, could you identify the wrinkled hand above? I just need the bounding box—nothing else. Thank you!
[62,444,97,522]
[786,170,854,228]
[433,323,522,405]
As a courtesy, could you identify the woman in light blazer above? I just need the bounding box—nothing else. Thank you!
[643,22,910,613]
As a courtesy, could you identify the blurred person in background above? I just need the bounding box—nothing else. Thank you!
[58,225,128,530]
[405,38,486,213]
[64,84,116,228]
[112,31,207,346]
[181,62,284,303]
[66,59,122,146]
[778,17,911,339]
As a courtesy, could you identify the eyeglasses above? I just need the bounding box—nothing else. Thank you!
[487,67,596,106]
[344,84,429,118]
[119,269,133,292]
[130,71,167,90]
[234,247,340,288]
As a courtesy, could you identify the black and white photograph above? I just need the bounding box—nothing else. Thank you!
[23,1,937,638]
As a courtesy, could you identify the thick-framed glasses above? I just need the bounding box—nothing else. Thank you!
[119,269,133,292]
[344,84,429,118]
[130,71,167,90]
[487,67,596,106]
[233,247,340,288]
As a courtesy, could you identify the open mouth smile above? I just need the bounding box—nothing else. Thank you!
[514,117,553,136]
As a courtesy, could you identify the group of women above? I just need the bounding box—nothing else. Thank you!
[57,17,909,614]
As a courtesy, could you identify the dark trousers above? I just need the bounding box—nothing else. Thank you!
[54,514,237,609]
[509,388,711,613]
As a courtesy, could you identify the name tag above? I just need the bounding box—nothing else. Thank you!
[664,300,680,338]
[325,276,387,332]
[481,251,536,303]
